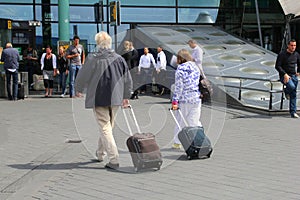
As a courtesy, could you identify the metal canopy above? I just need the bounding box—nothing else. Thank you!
[278,0,300,17]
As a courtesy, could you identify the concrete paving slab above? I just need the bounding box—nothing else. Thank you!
[0,93,299,200]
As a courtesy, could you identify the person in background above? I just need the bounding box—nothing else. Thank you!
[171,49,202,149]
[40,45,57,97]
[121,41,139,100]
[75,31,132,170]
[275,39,300,118]
[23,44,38,90]
[129,41,139,99]
[66,35,85,98]
[121,40,132,67]
[138,47,156,94]
[188,39,204,70]
[154,45,167,95]
[57,46,68,98]
[1,43,20,101]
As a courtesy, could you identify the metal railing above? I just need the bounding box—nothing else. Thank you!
[206,74,285,110]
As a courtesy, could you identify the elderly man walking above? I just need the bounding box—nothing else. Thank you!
[75,31,132,170]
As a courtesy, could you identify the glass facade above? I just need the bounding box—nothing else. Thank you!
[215,0,295,53]
[122,7,176,23]
[0,0,221,53]
[0,0,298,55]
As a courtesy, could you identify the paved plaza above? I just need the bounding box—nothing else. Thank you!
[0,93,299,200]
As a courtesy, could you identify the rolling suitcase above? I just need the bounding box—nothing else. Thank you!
[17,82,25,100]
[123,106,163,172]
[169,108,213,160]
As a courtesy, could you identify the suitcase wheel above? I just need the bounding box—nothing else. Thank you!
[134,162,145,172]
[134,167,139,172]
[157,161,162,170]
[134,162,142,172]
[207,148,213,158]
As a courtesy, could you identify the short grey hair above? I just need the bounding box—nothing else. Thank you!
[95,31,112,49]
[188,39,197,44]
[6,43,12,48]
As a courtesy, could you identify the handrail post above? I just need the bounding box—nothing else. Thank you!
[238,78,242,100]
[269,92,273,110]
[269,81,273,110]
[280,84,284,110]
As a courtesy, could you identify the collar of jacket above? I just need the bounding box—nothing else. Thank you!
[92,48,115,59]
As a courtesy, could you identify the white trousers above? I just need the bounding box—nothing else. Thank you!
[173,102,202,144]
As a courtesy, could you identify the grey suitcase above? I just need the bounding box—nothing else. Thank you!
[169,108,213,159]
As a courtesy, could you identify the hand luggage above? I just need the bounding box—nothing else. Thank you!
[123,106,163,172]
[169,108,213,160]
[19,72,29,97]
[17,82,25,100]
[33,74,45,91]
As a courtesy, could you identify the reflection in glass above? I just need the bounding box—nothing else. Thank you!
[178,0,220,7]
[122,8,175,22]
[178,8,218,23]
[0,5,33,20]
[121,0,175,6]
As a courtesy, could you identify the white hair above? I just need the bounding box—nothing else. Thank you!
[6,43,12,48]
[95,31,112,49]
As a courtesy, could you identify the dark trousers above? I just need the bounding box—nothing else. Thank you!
[156,69,166,91]
[6,70,18,100]
[44,79,54,89]
[138,68,152,92]
[28,65,34,88]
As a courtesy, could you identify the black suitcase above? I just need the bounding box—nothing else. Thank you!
[17,83,25,100]
[169,108,213,160]
[123,106,163,172]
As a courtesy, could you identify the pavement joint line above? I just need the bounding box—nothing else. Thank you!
[0,142,73,194]
[1,143,85,200]
[1,94,300,199]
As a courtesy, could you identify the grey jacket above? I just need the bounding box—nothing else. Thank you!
[1,47,20,70]
[75,48,132,108]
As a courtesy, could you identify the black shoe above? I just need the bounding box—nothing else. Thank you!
[130,94,135,100]
[130,95,139,100]
[105,163,119,170]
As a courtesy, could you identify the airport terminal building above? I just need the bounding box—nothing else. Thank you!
[0,0,300,113]
[0,0,299,54]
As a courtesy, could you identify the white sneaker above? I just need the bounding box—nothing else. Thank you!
[292,113,299,118]
[60,94,65,98]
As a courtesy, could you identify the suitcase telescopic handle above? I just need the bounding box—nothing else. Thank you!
[122,105,141,136]
[169,108,189,129]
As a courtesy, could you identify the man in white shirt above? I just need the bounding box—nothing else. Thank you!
[154,45,167,95]
[138,47,156,93]
[188,39,204,71]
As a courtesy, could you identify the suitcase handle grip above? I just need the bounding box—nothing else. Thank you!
[169,108,189,129]
[122,105,141,135]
